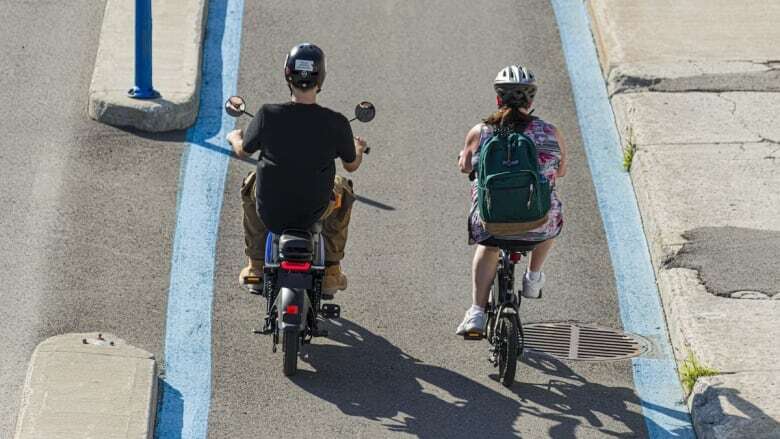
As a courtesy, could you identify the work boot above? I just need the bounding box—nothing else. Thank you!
[239,258,264,286]
[322,264,348,294]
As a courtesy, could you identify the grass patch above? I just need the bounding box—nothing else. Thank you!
[680,352,719,394]
[622,126,637,172]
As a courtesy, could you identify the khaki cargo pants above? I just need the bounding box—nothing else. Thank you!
[241,171,355,264]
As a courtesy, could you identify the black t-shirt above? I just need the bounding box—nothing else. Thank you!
[243,102,356,233]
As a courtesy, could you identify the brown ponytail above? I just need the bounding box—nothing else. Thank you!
[484,105,533,131]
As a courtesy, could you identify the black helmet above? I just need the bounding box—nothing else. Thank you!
[284,43,326,92]
[493,65,537,108]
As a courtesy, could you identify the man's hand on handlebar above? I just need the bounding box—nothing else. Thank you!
[227,129,248,159]
[354,136,368,155]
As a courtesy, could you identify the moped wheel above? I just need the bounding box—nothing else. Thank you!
[282,331,299,376]
[497,316,519,387]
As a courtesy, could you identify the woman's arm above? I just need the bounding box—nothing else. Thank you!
[553,127,567,178]
[458,124,483,173]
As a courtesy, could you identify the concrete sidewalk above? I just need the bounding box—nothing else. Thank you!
[588,1,780,438]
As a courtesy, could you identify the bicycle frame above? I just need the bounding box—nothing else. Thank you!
[486,249,525,347]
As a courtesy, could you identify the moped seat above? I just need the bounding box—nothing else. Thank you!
[279,230,313,261]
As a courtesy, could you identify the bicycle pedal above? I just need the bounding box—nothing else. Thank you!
[321,303,340,319]
[463,331,484,341]
[252,327,273,335]
[519,289,543,299]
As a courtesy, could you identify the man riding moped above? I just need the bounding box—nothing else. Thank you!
[226,43,367,296]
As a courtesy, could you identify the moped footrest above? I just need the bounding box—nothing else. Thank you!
[463,331,484,341]
[252,327,273,335]
[242,275,263,285]
[321,290,336,301]
[321,303,341,319]
[242,275,264,295]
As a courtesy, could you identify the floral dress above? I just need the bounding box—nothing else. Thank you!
[468,119,564,244]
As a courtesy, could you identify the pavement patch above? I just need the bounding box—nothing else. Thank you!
[666,227,780,298]
[14,333,156,439]
[88,0,208,131]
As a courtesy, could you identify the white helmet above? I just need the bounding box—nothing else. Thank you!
[493,65,537,107]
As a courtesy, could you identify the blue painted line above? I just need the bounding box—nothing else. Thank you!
[550,1,695,437]
[155,0,245,437]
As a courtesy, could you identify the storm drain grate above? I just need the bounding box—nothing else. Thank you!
[523,322,649,361]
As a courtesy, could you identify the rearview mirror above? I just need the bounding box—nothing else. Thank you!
[354,101,376,123]
[225,95,246,117]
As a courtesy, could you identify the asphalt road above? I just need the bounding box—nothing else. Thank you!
[0,0,651,437]
[0,1,178,435]
[209,0,648,437]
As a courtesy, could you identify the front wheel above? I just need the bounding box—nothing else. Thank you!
[497,316,519,387]
[282,331,299,376]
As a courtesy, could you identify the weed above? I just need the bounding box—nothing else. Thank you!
[680,352,719,394]
[622,126,637,172]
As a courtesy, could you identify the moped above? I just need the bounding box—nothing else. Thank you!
[225,96,375,376]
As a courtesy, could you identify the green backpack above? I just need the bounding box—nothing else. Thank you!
[477,126,551,235]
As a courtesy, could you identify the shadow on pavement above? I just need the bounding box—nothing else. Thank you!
[290,319,669,438]
[514,352,692,438]
[155,380,184,439]
[291,318,521,438]
[690,383,780,438]
[354,194,396,211]
[111,124,188,143]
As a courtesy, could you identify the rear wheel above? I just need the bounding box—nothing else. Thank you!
[282,331,299,376]
[497,316,519,387]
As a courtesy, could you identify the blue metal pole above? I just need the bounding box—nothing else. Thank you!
[128,0,160,99]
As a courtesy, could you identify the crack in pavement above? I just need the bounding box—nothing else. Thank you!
[608,68,780,96]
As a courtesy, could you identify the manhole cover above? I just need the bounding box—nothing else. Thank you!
[523,322,648,361]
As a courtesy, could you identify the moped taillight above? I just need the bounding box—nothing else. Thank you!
[280,261,312,272]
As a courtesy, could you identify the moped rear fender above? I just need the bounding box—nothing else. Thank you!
[277,287,310,333]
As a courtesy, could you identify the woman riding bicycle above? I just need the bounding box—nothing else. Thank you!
[456,65,567,336]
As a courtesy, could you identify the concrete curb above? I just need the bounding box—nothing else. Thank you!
[88,0,208,132]
[14,333,157,439]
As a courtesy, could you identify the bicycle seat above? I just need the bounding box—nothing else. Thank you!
[279,230,313,261]
[484,237,539,252]
[501,243,537,252]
